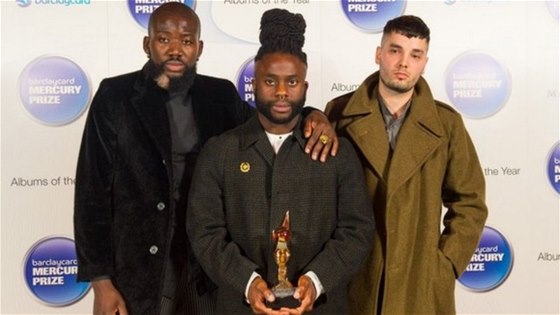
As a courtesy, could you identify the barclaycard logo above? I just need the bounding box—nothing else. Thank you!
[16,0,32,7]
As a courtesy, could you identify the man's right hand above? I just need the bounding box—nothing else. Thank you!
[92,279,128,315]
[248,277,287,315]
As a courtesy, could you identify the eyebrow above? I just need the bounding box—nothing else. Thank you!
[388,43,425,55]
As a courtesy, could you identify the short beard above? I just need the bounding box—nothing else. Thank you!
[145,59,197,93]
[254,91,306,125]
[380,75,414,94]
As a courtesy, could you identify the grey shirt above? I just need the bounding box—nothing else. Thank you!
[378,95,411,150]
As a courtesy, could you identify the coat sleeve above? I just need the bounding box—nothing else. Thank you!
[186,137,259,295]
[439,114,488,277]
[303,139,375,294]
[73,79,119,281]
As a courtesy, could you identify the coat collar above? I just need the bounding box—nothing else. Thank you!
[342,71,445,195]
[238,115,306,166]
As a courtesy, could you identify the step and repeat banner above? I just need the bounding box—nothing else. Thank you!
[1,0,559,314]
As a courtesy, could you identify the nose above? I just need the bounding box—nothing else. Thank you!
[276,82,287,100]
[399,55,408,69]
[168,40,182,57]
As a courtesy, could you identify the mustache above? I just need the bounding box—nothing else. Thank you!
[164,57,184,64]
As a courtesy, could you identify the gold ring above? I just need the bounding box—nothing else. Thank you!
[319,135,329,145]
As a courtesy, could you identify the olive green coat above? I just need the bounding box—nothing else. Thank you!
[326,72,488,315]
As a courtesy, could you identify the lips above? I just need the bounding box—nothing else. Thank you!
[164,60,185,73]
[394,71,409,80]
[272,102,291,114]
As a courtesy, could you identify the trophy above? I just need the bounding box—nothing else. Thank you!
[266,211,301,309]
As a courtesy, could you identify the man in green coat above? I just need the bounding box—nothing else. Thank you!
[325,15,488,315]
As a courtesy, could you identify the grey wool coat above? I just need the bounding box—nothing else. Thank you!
[73,66,254,314]
[186,116,375,314]
[325,72,488,315]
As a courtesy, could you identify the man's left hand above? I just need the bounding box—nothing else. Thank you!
[281,275,316,315]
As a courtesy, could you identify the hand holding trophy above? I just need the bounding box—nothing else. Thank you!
[266,211,301,310]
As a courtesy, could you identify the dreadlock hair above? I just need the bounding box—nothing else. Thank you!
[254,8,307,65]
[383,15,430,44]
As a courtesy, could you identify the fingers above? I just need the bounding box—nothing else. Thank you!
[281,276,316,314]
[92,279,127,315]
[118,304,129,315]
[302,110,338,162]
[248,278,277,315]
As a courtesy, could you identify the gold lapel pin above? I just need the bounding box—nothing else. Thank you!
[240,162,250,173]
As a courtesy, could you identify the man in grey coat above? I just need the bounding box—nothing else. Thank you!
[186,9,374,315]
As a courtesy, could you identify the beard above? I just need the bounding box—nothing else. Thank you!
[145,59,197,93]
[379,74,416,94]
[254,91,306,125]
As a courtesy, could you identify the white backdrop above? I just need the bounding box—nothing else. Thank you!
[1,1,559,314]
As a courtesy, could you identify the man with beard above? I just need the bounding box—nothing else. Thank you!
[325,15,488,314]
[186,8,373,315]
[73,3,337,315]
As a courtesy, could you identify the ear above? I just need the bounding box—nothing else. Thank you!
[143,36,150,55]
[420,56,429,75]
[375,46,381,65]
[197,40,204,60]
[251,77,256,93]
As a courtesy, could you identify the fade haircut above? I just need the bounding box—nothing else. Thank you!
[254,8,307,65]
[383,15,430,44]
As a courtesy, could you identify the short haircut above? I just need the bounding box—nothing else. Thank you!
[383,15,430,43]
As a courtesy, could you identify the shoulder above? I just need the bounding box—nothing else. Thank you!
[92,70,142,102]
[98,70,142,91]
[201,122,243,150]
[192,74,243,105]
[194,74,237,92]
[331,137,362,167]
[433,99,467,129]
[338,137,360,156]
[325,91,355,118]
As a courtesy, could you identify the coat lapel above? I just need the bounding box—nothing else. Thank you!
[130,74,172,163]
[386,77,444,196]
[342,73,390,181]
[239,116,276,167]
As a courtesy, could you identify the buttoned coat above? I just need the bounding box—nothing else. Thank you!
[325,72,488,315]
[186,116,374,314]
[74,66,253,314]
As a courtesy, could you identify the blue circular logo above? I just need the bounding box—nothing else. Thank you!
[18,56,91,126]
[458,226,513,292]
[340,0,406,33]
[16,0,32,7]
[546,142,560,195]
[23,236,90,306]
[445,51,511,119]
[128,0,195,29]
[236,57,256,108]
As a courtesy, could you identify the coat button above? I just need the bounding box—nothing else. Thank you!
[157,202,166,211]
[162,160,167,165]
[149,245,158,255]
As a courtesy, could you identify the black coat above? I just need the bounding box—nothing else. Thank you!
[73,66,254,314]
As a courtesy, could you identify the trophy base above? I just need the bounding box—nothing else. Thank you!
[266,287,300,310]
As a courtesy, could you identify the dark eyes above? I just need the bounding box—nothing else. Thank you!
[157,37,193,45]
[264,79,299,87]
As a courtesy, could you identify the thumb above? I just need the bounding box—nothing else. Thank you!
[264,289,276,302]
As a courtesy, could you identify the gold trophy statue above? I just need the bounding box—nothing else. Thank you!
[267,211,300,309]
